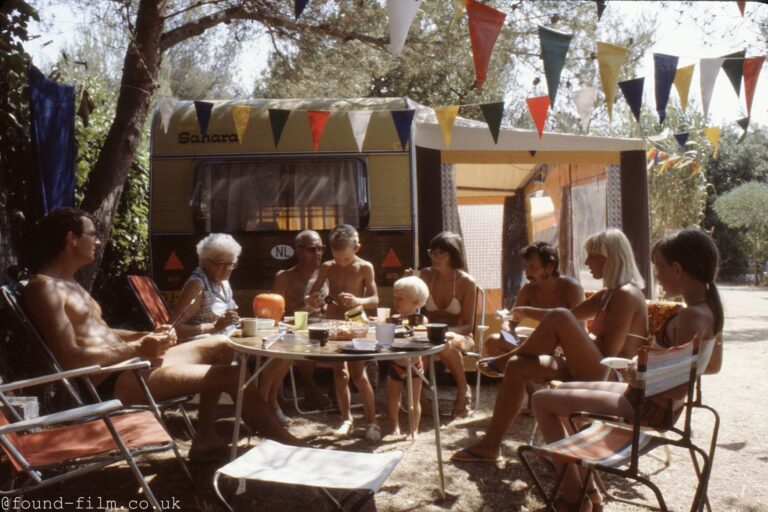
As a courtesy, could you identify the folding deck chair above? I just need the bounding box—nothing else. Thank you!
[518,337,719,512]
[0,364,191,511]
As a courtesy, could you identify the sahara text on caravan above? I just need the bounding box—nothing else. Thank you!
[178,132,239,143]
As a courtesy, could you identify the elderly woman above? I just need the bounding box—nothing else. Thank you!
[171,234,241,340]
[418,231,478,418]
[452,228,648,463]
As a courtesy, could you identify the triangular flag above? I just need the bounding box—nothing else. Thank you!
[307,111,330,151]
[391,110,415,150]
[386,0,423,56]
[654,53,679,125]
[529,150,537,157]
[156,95,177,134]
[295,0,310,20]
[381,248,403,268]
[743,56,765,117]
[737,0,746,16]
[480,101,504,144]
[526,95,550,140]
[434,106,460,148]
[703,126,721,157]
[193,100,213,136]
[347,111,373,152]
[673,64,695,113]
[595,0,606,20]
[572,86,597,131]
[699,58,724,119]
[618,77,644,123]
[721,50,746,97]
[597,41,629,120]
[231,105,251,143]
[673,132,689,150]
[737,116,750,138]
[453,0,467,21]
[268,109,291,147]
[538,26,573,107]
[466,0,506,90]
[164,251,185,271]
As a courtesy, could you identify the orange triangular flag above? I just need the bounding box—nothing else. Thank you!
[743,56,765,117]
[381,248,403,268]
[466,0,506,90]
[737,0,745,16]
[526,96,550,139]
[164,252,185,271]
[307,111,330,151]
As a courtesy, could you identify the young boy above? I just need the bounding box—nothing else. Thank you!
[306,224,380,441]
[386,276,429,436]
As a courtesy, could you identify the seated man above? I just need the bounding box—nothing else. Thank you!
[24,208,302,462]
[484,241,584,358]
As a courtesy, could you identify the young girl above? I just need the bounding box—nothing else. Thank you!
[530,229,724,512]
[385,276,430,436]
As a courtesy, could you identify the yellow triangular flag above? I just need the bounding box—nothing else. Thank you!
[434,105,460,148]
[704,126,721,158]
[674,64,695,113]
[231,105,251,143]
[596,41,629,120]
[454,0,467,21]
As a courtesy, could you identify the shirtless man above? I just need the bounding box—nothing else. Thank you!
[23,208,301,461]
[269,230,332,410]
[484,241,584,357]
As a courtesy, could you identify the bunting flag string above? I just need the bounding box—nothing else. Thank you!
[538,26,573,108]
[703,126,721,157]
[156,95,178,134]
[618,77,644,123]
[466,0,506,91]
[453,0,467,22]
[572,86,597,131]
[435,105,460,148]
[348,110,373,152]
[721,50,746,98]
[231,105,251,143]
[743,56,765,118]
[268,109,291,147]
[391,109,416,150]
[699,57,724,119]
[597,41,629,121]
[295,0,310,20]
[526,95,550,139]
[654,53,679,125]
[673,64,695,113]
[595,0,606,21]
[480,101,504,144]
[387,0,423,57]
[673,132,689,150]
[307,111,330,151]
[193,101,213,136]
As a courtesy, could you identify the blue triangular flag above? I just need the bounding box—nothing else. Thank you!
[654,53,679,125]
[295,0,310,20]
[391,110,415,150]
[618,77,644,123]
[194,101,214,136]
[674,132,689,150]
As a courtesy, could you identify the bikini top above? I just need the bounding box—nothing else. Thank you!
[590,288,647,343]
[423,269,462,316]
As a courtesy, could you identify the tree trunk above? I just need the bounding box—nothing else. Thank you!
[79,0,165,289]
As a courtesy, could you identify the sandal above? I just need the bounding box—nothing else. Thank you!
[478,357,505,378]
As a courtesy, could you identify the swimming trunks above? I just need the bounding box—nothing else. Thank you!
[95,370,125,400]
[387,359,424,383]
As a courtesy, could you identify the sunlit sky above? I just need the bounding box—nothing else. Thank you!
[26,1,767,130]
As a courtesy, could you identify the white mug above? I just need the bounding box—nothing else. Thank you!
[375,323,396,347]
[376,307,391,323]
[241,318,258,337]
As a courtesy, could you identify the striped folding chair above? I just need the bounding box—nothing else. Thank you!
[518,337,719,512]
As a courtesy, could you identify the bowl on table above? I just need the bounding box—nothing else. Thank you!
[352,338,378,351]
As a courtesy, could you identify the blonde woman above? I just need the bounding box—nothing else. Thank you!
[452,228,648,463]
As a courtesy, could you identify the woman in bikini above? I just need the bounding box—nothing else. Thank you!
[418,231,478,418]
[452,228,648,462]
[529,229,724,512]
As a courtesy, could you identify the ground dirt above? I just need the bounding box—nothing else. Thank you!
[20,285,768,512]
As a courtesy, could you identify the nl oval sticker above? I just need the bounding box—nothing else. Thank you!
[270,244,294,260]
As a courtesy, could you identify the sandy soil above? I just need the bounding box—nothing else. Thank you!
[19,285,768,512]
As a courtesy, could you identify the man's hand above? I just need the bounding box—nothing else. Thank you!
[137,332,174,359]
[306,291,325,309]
[338,292,361,309]
[510,307,527,322]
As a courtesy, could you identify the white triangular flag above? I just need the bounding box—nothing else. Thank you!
[572,87,597,132]
[348,111,373,152]
[699,57,724,119]
[157,95,178,134]
[387,0,423,56]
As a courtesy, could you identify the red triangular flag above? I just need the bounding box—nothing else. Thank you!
[526,96,550,139]
[164,252,185,271]
[737,0,745,16]
[307,111,330,151]
[466,0,506,90]
[381,248,403,268]
[743,56,765,117]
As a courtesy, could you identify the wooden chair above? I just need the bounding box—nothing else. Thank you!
[518,337,719,512]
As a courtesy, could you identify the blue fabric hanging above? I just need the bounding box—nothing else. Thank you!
[28,65,76,217]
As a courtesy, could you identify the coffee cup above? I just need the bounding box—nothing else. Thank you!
[308,326,330,347]
[376,307,391,323]
[294,311,308,330]
[241,318,258,337]
[426,323,448,344]
[375,323,396,347]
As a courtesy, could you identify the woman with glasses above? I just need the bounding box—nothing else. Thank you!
[170,233,241,340]
[418,231,478,418]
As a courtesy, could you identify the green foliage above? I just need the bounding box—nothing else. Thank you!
[713,182,768,278]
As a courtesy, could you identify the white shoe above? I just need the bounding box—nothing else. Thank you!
[334,420,353,437]
[365,423,381,443]
[275,408,292,426]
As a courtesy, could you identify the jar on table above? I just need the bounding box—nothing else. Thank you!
[344,305,368,323]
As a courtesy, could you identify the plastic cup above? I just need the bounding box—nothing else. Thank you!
[426,323,448,344]
[375,323,396,347]
[294,311,308,330]
[241,318,258,337]
[376,307,391,323]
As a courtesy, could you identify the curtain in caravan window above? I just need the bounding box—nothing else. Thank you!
[192,159,364,232]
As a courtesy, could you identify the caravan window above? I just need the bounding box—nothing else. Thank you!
[191,158,369,232]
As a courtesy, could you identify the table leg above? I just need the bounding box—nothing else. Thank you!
[405,357,415,440]
[428,354,445,497]
[230,355,249,461]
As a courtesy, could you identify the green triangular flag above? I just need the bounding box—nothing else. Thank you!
[721,50,746,97]
[737,116,750,142]
[480,101,504,144]
[595,0,606,20]
[538,26,573,107]
[268,109,291,147]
